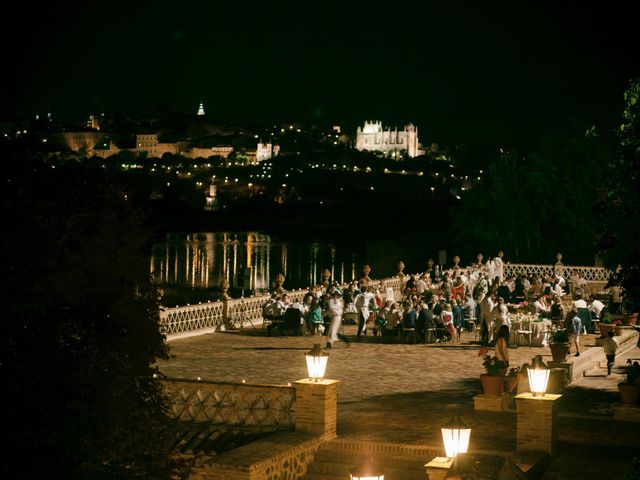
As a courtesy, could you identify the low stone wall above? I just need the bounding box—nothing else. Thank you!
[163,379,296,432]
[193,431,323,480]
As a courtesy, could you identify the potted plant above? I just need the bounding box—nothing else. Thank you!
[622,297,639,325]
[478,347,505,395]
[618,360,640,405]
[598,314,616,338]
[549,329,570,362]
[504,366,521,395]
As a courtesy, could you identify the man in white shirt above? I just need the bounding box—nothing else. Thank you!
[494,250,505,283]
[479,293,495,345]
[590,299,605,319]
[355,285,375,337]
[416,275,427,295]
[572,293,588,310]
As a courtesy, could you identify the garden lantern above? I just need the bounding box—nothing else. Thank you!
[441,415,471,459]
[305,343,329,381]
[527,356,550,397]
[349,460,384,480]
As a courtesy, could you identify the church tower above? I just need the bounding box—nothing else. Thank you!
[197,100,205,116]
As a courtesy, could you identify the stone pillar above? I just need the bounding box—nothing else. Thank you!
[424,457,453,480]
[293,379,340,439]
[515,393,561,454]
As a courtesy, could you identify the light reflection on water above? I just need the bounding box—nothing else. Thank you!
[150,232,361,303]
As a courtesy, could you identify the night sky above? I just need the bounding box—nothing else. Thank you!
[4,0,639,146]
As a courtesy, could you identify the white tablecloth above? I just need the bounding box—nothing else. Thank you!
[511,316,552,347]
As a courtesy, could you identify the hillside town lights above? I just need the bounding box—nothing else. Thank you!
[528,357,550,397]
[305,343,329,381]
[441,415,471,459]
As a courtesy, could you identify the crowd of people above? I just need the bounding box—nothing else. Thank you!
[261,251,609,350]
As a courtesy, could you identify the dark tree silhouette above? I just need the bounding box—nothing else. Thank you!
[0,145,188,479]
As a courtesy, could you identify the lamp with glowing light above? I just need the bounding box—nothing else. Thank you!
[441,415,471,460]
[527,356,550,397]
[305,343,329,381]
[349,462,384,480]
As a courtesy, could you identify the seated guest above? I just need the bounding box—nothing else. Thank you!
[386,302,402,328]
[590,299,605,320]
[402,301,417,328]
[498,280,512,304]
[441,303,455,340]
[550,295,565,324]
[533,295,550,317]
[572,293,587,310]
[418,299,435,341]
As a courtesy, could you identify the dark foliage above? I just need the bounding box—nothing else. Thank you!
[597,77,640,314]
[0,146,188,479]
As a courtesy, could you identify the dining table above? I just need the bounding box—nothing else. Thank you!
[509,314,552,347]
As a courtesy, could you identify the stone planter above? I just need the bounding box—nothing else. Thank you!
[550,342,569,363]
[598,323,616,339]
[480,374,504,396]
[618,382,640,405]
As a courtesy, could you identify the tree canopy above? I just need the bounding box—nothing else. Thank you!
[0,145,188,479]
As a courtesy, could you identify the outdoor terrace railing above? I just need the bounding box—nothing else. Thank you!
[503,264,611,282]
[163,378,296,432]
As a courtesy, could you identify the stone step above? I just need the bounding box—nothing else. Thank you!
[549,345,605,382]
[303,439,440,480]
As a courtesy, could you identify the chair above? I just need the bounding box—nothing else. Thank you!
[425,327,436,343]
[467,320,479,341]
[436,326,450,343]
[516,319,533,346]
[401,326,416,344]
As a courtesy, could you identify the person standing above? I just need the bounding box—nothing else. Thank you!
[602,330,619,375]
[492,296,510,338]
[479,293,495,346]
[494,250,505,283]
[494,325,510,374]
[327,291,350,348]
[568,311,582,357]
[355,285,375,337]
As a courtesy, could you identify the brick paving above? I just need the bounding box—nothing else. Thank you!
[157,325,640,479]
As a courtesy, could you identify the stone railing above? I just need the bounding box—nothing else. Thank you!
[159,264,610,337]
[159,301,225,335]
[503,263,611,282]
[159,276,405,337]
[163,378,296,432]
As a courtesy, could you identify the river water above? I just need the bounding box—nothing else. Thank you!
[151,231,444,306]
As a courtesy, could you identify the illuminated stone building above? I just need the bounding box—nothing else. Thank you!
[355,120,423,158]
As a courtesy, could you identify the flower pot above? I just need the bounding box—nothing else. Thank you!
[622,314,637,326]
[480,374,504,395]
[550,342,569,363]
[618,382,640,404]
[504,375,519,395]
[598,323,616,339]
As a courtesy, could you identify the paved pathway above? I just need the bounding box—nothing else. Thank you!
[158,325,640,479]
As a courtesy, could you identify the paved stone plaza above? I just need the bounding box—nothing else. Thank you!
[158,325,640,479]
